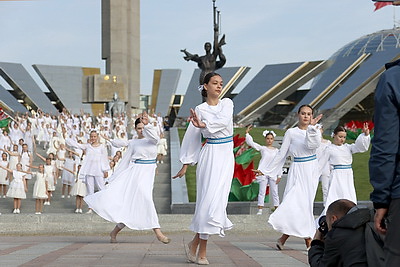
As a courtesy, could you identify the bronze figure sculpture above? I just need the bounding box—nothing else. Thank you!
[181,0,226,85]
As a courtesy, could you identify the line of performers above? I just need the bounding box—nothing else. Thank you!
[0,72,367,265]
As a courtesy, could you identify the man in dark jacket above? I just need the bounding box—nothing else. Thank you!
[308,199,370,267]
[369,58,400,266]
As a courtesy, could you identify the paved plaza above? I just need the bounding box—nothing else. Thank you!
[0,233,309,267]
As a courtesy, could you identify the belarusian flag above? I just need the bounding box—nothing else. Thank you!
[0,108,10,128]
[374,1,393,11]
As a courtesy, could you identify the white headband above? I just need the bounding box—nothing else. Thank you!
[263,130,276,137]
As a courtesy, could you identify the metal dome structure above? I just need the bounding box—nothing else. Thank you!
[280,28,400,130]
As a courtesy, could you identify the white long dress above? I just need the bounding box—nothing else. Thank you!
[259,126,321,239]
[0,160,9,185]
[84,124,162,230]
[32,172,48,199]
[6,170,26,199]
[71,173,86,197]
[62,158,75,186]
[180,98,235,237]
[320,133,370,215]
[44,165,55,191]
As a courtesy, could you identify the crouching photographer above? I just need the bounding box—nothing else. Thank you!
[308,199,370,267]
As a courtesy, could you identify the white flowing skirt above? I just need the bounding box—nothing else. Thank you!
[84,162,160,230]
[268,159,319,239]
[190,142,234,237]
[33,179,48,199]
[321,168,357,216]
[71,179,86,197]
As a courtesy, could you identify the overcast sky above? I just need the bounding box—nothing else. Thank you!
[0,0,398,95]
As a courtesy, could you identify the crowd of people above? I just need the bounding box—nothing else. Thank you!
[0,108,168,215]
[0,64,398,265]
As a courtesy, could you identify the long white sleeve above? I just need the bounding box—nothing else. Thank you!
[66,138,87,150]
[143,124,160,144]
[349,133,371,154]
[179,122,202,165]
[245,133,262,151]
[306,125,321,150]
[259,130,291,177]
[109,139,129,148]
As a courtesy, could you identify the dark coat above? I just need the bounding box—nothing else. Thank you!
[369,58,400,209]
[308,208,370,267]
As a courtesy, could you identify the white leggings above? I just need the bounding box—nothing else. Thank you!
[85,175,105,195]
[258,176,279,207]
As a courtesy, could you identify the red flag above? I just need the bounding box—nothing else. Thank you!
[374,2,393,11]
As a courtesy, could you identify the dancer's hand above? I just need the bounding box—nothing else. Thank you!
[189,109,206,128]
[246,125,252,134]
[276,177,281,184]
[252,169,264,176]
[311,114,323,126]
[362,122,370,136]
[140,111,149,125]
[173,164,188,179]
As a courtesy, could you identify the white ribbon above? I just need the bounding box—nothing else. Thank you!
[263,130,276,137]
[198,85,204,92]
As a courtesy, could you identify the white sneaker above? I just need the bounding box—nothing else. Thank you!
[35,212,41,215]
[2,195,5,198]
[86,209,93,214]
[75,209,79,213]
[12,209,17,214]
[79,209,83,214]
[67,195,71,198]
[257,209,263,215]
[161,160,164,164]
[61,195,65,199]
[16,209,20,214]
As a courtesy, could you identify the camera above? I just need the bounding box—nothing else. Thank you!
[318,215,329,237]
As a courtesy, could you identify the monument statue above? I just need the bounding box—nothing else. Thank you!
[107,92,126,117]
[181,0,226,85]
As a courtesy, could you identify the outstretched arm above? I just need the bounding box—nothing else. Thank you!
[35,153,46,162]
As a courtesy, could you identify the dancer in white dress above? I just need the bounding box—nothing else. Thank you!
[19,144,33,185]
[316,125,332,206]
[85,113,170,244]
[256,104,322,250]
[61,151,76,198]
[157,133,168,164]
[34,155,56,205]
[245,126,282,214]
[28,164,48,214]
[174,73,234,265]
[0,130,12,150]
[69,165,86,213]
[55,143,66,179]
[66,131,109,210]
[0,152,9,197]
[319,124,370,215]
[5,145,19,171]
[1,163,28,214]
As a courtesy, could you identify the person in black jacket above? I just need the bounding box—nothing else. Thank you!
[308,199,369,267]
[369,58,400,266]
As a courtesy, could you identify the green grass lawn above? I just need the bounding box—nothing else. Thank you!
[178,127,372,202]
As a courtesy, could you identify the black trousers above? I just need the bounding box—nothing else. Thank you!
[385,198,400,266]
